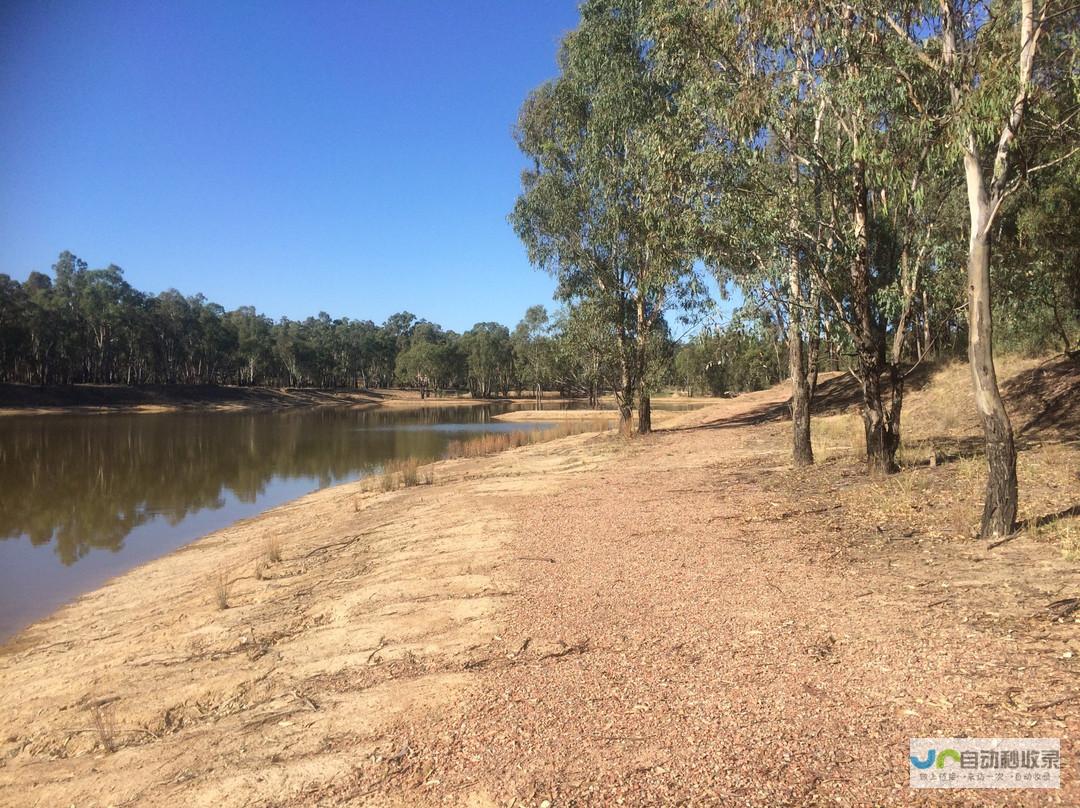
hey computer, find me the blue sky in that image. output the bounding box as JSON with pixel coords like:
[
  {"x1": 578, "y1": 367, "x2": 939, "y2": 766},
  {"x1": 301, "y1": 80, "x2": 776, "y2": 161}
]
[{"x1": 0, "y1": 0, "x2": 587, "y2": 332}]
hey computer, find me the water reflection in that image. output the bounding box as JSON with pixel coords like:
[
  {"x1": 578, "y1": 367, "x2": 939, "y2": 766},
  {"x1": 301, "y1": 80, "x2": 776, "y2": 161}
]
[{"x1": 0, "y1": 404, "x2": 546, "y2": 639}]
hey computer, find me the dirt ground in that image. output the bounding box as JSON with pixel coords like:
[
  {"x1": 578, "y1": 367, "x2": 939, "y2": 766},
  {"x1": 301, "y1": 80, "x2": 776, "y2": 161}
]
[{"x1": 1, "y1": 357, "x2": 1077, "y2": 806}]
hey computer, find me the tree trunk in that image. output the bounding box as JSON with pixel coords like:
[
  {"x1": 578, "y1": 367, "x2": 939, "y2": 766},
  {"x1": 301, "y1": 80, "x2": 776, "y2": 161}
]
[
  {"x1": 617, "y1": 353, "x2": 633, "y2": 435},
  {"x1": 788, "y1": 238, "x2": 813, "y2": 466},
  {"x1": 943, "y1": 0, "x2": 1035, "y2": 538},
  {"x1": 921, "y1": 288, "x2": 932, "y2": 359},
  {"x1": 787, "y1": 68, "x2": 813, "y2": 466},
  {"x1": 789, "y1": 346, "x2": 813, "y2": 466},
  {"x1": 966, "y1": 190, "x2": 1018, "y2": 537},
  {"x1": 637, "y1": 387, "x2": 651, "y2": 434},
  {"x1": 851, "y1": 157, "x2": 899, "y2": 474},
  {"x1": 634, "y1": 297, "x2": 651, "y2": 435}
]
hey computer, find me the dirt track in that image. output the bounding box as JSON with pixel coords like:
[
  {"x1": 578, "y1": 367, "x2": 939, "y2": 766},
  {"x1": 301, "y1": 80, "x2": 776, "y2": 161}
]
[{"x1": 1, "y1": 365, "x2": 1077, "y2": 806}]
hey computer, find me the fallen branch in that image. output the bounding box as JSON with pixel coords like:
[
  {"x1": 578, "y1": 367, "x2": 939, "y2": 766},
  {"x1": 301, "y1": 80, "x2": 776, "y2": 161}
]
[
  {"x1": 763, "y1": 577, "x2": 786, "y2": 596},
  {"x1": 988, "y1": 530, "x2": 1023, "y2": 550},
  {"x1": 366, "y1": 636, "x2": 387, "y2": 665},
  {"x1": 1031, "y1": 694, "x2": 1080, "y2": 711},
  {"x1": 303, "y1": 520, "x2": 397, "y2": 559},
  {"x1": 538, "y1": 638, "x2": 590, "y2": 661}
]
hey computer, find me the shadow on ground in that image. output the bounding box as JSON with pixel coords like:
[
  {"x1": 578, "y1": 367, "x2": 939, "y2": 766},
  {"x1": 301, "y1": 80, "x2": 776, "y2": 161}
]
[{"x1": 680, "y1": 362, "x2": 938, "y2": 432}]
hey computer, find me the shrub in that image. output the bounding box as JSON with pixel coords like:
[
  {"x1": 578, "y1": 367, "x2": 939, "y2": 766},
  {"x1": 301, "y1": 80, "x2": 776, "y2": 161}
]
[{"x1": 213, "y1": 569, "x2": 231, "y2": 610}]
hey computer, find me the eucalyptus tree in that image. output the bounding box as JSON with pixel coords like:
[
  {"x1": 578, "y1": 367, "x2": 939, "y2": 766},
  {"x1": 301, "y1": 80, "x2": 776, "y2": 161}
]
[
  {"x1": 652, "y1": 1, "x2": 955, "y2": 473},
  {"x1": 880, "y1": 0, "x2": 1079, "y2": 536},
  {"x1": 994, "y1": 159, "x2": 1080, "y2": 353},
  {"x1": 227, "y1": 307, "x2": 274, "y2": 385},
  {"x1": 551, "y1": 300, "x2": 622, "y2": 406},
  {"x1": 460, "y1": 322, "x2": 514, "y2": 398},
  {"x1": 649, "y1": 2, "x2": 825, "y2": 463},
  {"x1": 512, "y1": 0, "x2": 707, "y2": 434},
  {"x1": 785, "y1": 6, "x2": 950, "y2": 475},
  {"x1": 513, "y1": 305, "x2": 554, "y2": 406},
  {"x1": 396, "y1": 321, "x2": 466, "y2": 395},
  {"x1": 0, "y1": 275, "x2": 29, "y2": 382}
]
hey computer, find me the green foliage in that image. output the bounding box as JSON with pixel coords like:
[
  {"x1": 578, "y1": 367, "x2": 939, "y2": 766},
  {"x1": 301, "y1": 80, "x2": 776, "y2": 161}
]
[
  {"x1": 511, "y1": 0, "x2": 710, "y2": 423},
  {"x1": 675, "y1": 316, "x2": 786, "y2": 397},
  {"x1": 993, "y1": 159, "x2": 1080, "y2": 354},
  {"x1": 0, "y1": 253, "x2": 514, "y2": 392}
]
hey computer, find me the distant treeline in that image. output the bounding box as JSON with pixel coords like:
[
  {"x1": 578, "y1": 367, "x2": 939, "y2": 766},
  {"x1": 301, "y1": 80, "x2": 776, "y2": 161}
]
[{"x1": 0, "y1": 251, "x2": 786, "y2": 398}]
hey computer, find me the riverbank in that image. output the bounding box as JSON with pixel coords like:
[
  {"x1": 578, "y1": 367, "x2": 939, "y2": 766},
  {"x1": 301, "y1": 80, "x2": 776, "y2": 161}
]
[
  {"x1": 492, "y1": 398, "x2": 718, "y2": 422},
  {"x1": 0, "y1": 384, "x2": 564, "y2": 416},
  {"x1": 1, "y1": 356, "x2": 1077, "y2": 806},
  {"x1": 0, "y1": 383, "x2": 722, "y2": 417}
]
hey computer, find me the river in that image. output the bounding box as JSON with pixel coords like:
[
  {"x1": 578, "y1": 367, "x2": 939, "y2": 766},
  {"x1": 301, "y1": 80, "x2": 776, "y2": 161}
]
[{"x1": 0, "y1": 403, "x2": 562, "y2": 640}]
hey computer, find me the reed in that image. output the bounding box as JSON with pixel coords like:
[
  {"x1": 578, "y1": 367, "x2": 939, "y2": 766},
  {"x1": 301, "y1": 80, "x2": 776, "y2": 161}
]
[
  {"x1": 213, "y1": 569, "x2": 231, "y2": 610},
  {"x1": 444, "y1": 418, "x2": 610, "y2": 460}
]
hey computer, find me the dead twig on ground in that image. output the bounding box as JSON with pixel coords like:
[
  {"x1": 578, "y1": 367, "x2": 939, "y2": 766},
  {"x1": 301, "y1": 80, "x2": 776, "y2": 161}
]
[
  {"x1": 366, "y1": 636, "x2": 387, "y2": 664},
  {"x1": 303, "y1": 520, "x2": 396, "y2": 560},
  {"x1": 1048, "y1": 597, "x2": 1079, "y2": 619},
  {"x1": 538, "y1": 638, "x2": 590, "y2": 661},
  {"x1": 763, "y1": 577, "x2": 785, "y2": 595}
]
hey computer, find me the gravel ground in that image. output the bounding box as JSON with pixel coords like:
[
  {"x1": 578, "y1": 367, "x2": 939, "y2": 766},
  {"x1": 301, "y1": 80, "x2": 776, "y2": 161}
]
[{"x1": 326, "y1": 386, "x2": 1078, "y2": 807}]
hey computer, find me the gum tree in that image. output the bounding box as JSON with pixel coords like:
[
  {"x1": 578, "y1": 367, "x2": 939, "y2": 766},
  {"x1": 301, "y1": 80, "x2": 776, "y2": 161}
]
[
  {"x1": 511, "y1": 0, "x2": 706, "y2": 434},
  {"x1": 882, "y1": 0, "x2": 1079, "y2": 535}
]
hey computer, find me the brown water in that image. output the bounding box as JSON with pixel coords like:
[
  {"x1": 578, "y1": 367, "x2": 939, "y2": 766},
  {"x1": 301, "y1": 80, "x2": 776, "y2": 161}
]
[{"x1": 0, "y1": 404, "x2": 559, "y2": 640}]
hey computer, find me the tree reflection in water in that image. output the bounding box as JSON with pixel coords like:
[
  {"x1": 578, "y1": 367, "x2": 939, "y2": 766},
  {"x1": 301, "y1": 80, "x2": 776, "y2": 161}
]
[{"x1": 0, "y1": 405, "x2": 525, "y2": 565}]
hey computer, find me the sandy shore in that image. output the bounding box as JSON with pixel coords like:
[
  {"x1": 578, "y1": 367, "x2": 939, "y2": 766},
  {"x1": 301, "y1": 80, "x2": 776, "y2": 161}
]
[
  {"x1": 494, "y1": 409, "x2": 615, "y2": 421},
  {"x1": 2, "y1": 363, "x2": 1077, "y2": 806},
  {"x1": 0, "y1": 384, "x2": 591, "y2": 417},
  {"x1": 0, "y1": 415, "x2": 627, "y2": 806}
]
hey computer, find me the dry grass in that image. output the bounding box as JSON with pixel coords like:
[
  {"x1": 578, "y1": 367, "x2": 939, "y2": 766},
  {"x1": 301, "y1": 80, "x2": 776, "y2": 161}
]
[
  {"x1": 1016, "y1": 442, "x2": 1080, "y2": 559},
  {"x1": 367, "y1": 458, "x2": 435, "y2": 493},
  {"x1": 254, "y1": 536, "x2": 282, "y2": 580},
  {"x1": 265, "y1": 535, "x2": 282, "y2": 563},
  {"x1": 357, "y1": 421, "x2": 611, "y2": 495},
  {"x1": 800, "y1": 356, "x2": 1080, "y2": 550},
  {"x1": 212, "y1": 569, "x2": 231, "y2": 610},
  {"x1": 1061, "y1": 523, "x2": 1080, "y2": 561},
  {"x1": 90, "y1": 700, "x2": 118, "y2": 753},
  {"x1": 445, "y1": 419, "x2": 611, "y2": 460},
  {"x1": 810, "y1": 413, "x2": 863, "y2": 461}
]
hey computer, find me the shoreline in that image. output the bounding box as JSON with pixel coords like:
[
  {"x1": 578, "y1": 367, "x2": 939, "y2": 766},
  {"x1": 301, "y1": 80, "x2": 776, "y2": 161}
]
[
  {"x1": 0, "y1": 414, "x2": 632, "y2": 804},
  {"x1": 0, "y1": 383, "x2": 591, "y2": 417},
  {"x1": 0, "y1": 382, "x2": 721, "y2": 417}
]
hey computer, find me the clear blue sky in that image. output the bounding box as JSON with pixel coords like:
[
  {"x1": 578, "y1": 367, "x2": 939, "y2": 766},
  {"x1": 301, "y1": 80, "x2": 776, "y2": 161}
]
[{"x1": 0, "y1": 0, "x2": 584, "y2": 333}]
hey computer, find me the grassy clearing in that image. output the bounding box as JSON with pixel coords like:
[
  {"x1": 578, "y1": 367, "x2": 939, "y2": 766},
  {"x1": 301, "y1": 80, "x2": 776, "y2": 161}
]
[
  {"x1": 810, "y1": 412, "x2": 863, "y2": 461},
  {"x1": 801, "y1": 357, "x2": 1080, "y2": 555}
]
